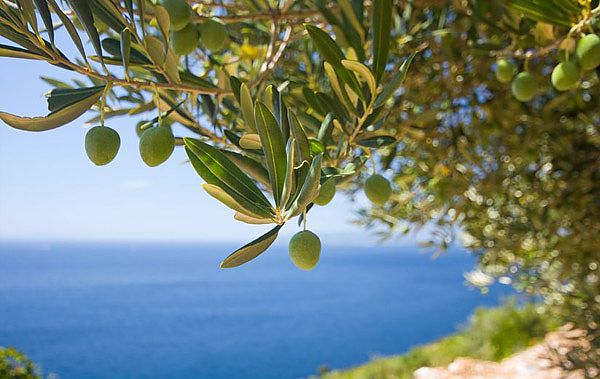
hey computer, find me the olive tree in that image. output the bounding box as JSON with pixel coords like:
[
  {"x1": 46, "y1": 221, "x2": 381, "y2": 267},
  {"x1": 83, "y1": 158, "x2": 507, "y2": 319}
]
[{"x1": 0, "y1": 0, "x2": 599, "y2": 374}]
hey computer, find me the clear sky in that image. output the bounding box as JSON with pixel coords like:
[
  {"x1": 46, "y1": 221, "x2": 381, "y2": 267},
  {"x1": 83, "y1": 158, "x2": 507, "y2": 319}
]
[{"x1": 0, "y1": 33, "x2": 420, "y2": 246}]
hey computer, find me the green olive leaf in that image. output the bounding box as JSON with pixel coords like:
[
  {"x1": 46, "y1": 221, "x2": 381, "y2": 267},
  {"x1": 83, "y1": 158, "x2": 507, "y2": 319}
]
[
  {"x1": 254, "y1": 102, "x2": 287, "y2": 206},
  {"x1": 287, "y1": 154, "x2": 323, "y2": 218},
  {"x1": 33, "y1": 0, "x2": 53, "y2": 44},
  {"x1": 287, "y1": 110, "x2": 311, "y2": 165},
  {"x1": 372, "y1": 0, "x2": 393, "y2": 84},
  {"x1": 222, "y1": 150, "x2": 271, "y2": 188},
  {"x1": 220, "y1": 224, "x2": 283, "y2": 268},
  {"x1": 184, "y1": 138, "x2": 273, "y2": 210},
  {"x1": 240, "y1": 83, "x2": 257, "y2": 133},
  {"x1": 0, "y1": 86, "x2": 104, "y2": 131},
  {"x1": 280, "y1": 138, "x2": 296, "y2": 209},
  {"x1": 374, "y1": 52, "x2": 417, "y2": 108}
]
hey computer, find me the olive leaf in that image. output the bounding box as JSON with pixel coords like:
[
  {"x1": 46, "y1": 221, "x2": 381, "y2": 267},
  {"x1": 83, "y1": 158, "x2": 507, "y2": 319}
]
[
  {"x1": 120, "y1": 29, "x2": 131, "y2": 78},
  {"x1": 356, "y1": 134, "x2": 397, "y2": 148},
  {"x1": 0, "y1": 85, "x2": 104, "y2": 131},
  {"x1": 372, "y1": 0, "x2": 393, "y2": 84},
  {"x1": 234, "y1": 212, "x2": 273, "y2": 225},
  {"x1": 240, "y1": 83, "x2": 257, "y2": 132},
  {"x1": 185, "y1": 144, "x2": 274, "y2": 219},
  {"x1": 221, "y1": 150, "x2": 271, "y2": 188},
  {"x1": 66, "y1": 0, "x2": 103, "y2": 63},
  {"x1": 184, "y1": 138, "x2": 273, "y2": 210},
  {"x1": 46, "y1": 0, "x2": 87, "y2": 63},
  {"x1": 220, "y1": 224, "x2": 283, "y2": 268},
  {"x1": 33, "y1": 0, "x2": 53, "y2": 44},
  {"x1": 280, "y1": 138, "x2": 296, "y2": 208},
  {"x1": 239, "y1": 133, "x2": 262, "y2": 150},
  {"x1": 254, "y1": 101, "x2": 287, "y2": 206},
  {"x1": 287, "y1": 154, "x2": 323, "y2": 218},
  {"x1": 202, "y1": 184, "x2": 272, "y2": 220},
  {"x1": 0, "y1": 43, "x2": 44, "y2": 59},
  {"x1": 304, "y1": 24, "x2": 364, "y2": 101},
  {"x1": 374, "y1": 52, "x2": 416, "y2": 108},
  {"x1": 287, "y1": 110, "x2": 311, "y2": 165},
  {"x1": 46, "y1": 85, "x2": 106, "y2": 112}
]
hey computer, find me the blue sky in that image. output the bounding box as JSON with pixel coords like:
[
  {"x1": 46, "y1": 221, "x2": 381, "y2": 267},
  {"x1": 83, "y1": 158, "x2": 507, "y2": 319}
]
[{"x1": 0, "y1": 45, "x2": 407, "y2": 246}]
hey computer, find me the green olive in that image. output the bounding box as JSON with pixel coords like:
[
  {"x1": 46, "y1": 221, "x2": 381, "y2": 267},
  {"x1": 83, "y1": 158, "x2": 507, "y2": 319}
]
[
  {"x1": 364, "y1": 174, "x2": 392, "y2": 205},
  {"x1": 551, "y1": 61, "x2": 581, "y2": 91},
  {"x1": 201, "y1": 18, "x2": 228, "y2": 51},
  {"x1": 511, "y1": 72, "x2": 536, "y2": 102},
  {"x1": 313, "y1": 178, "x2": 336, "y2": 206},
  {"x1": 575, "y1": 34, "x2": 600, "y2": 71},
  {"x1": 289, "y1": 230, "x2": 321, "y2": 271},
  {"x1": 139, "y1": 126, "x2": 175, "y2": 167},
  {"x1": 495, "y1": 59, "x2": 516, "y2": 84},
  {"x1": 160, "y1": 0, "x2": 191, "y2": 32},
  {"x1": 85, "y1": 126, "x2": 120, "y2": 166},
  {"x1": 171, "y1": 23, "x2": 199, "y2": 55}
]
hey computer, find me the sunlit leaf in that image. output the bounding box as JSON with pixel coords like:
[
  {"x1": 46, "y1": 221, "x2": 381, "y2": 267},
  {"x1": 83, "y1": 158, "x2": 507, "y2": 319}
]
[{"x1": 220, "y1": 225, "x2": 283, "y2": 268}]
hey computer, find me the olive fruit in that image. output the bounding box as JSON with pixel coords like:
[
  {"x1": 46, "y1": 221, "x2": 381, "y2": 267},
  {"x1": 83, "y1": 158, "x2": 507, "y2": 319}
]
[
  {"x1": 575, "y1": 34, "x2": 600, "y2": 71},
  {"x1": 171, "y1": 23, "x2": 199, "y2": 55},
  {"x1": 85, "y1": 126, "x2": 120, "y2": 166},
  {"x1": 364, "y1": 174, "x2": 392, "y2": 205},
  {"x1": 313, "y1": 178, "x2": 336, "y2": 206},
  {"x1": 201, "y1": 18, "x2": 228, "y2": 51},
  {"x1": 139, "y1": 126, "x2": 175, "y2": 167},
  {"x1": 289, "y1": 230, "x2": 321, "y2": 271},
  {"x1": 551, "y1": 61, "x2": 581, "y2": 91},
  {"x1": 160, "y1": 0, "x2": 191, "y2": 32},
  {"x1": 511, "y1": 72, "x2": 536, "y2": 102},
  {"x1": 495, "y1": 58, "x2": 516, "y2": 84}
]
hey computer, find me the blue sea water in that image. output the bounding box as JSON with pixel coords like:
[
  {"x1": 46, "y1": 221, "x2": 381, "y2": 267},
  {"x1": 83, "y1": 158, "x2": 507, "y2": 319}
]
[{"x1": 0, "y1": 241, "x2": 510, "y2": 379}]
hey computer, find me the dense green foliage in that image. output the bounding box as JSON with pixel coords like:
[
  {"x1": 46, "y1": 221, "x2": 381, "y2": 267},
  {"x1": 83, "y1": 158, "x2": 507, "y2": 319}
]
[
  {"x1": 0, "y1": 0, "x2": 599, "y2": 373},
  {"x1": 0, "y1": 347, "x2": 40, "y2": 379},
  {"x1": 316, "y1": 301, "x2": 560, "y2": 379}
]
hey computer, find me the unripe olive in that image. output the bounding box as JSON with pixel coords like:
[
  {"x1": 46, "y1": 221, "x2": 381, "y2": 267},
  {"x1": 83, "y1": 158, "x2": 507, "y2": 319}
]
[
  {"x1": 313, "y1": 178, "x2": 336, "y2": 206},
  {"x1": 511, "y1": 72, "x2": 536, "y2": 102},
  {"x1": 289, "y1": 230, "x2": 321, "y2": 271},
  {"x1": 85, "y1": 126, "x2": 120, "y2": 166},
  {"x1": 495, "y1": 58, "x2": 516, "y2": 84},
  {"x1": 201, "y1": 18, "x2": 228, "y2": 51},
  {"x1": 160, "y1": 0, "x2": 191, "y2": 32},
  {"x1": 575, "y1": 34, "x2": 600, "y2": 71},
  {"x1": 551, "y1": 61, "x2": 581, "y2": 91},
  {"x1": 139, "y1": 126, "x2": 175, "y2": 167},
  {"x1": 364, "y1": 174, "x2": 392, "y2": 205},
  {"x1": 171, "y1": 23, "x2": 199, "y2": 55}
]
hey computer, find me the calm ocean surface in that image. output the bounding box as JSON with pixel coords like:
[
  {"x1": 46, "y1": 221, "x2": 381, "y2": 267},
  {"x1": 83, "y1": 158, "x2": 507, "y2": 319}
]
[{"x1": 0, "y1": 241, "x2": 510, "y2": 379}]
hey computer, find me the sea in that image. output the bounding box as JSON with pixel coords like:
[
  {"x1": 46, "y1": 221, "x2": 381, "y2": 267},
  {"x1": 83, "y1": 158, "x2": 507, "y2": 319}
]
[{"x1": 0, "y1": 241, "x2": 511, "y2": 379}]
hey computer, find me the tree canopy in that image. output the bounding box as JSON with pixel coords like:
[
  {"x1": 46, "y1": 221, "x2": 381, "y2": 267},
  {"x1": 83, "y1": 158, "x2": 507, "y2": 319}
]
[{"x1": 0, "y1": 0, "x2": 599, "y2": 374}]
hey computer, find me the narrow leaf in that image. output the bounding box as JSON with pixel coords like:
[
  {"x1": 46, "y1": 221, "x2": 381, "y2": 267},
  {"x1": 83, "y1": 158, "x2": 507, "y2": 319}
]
[
  {"x1": 120, "y1": 28, "x2": 131, "y2": 78},
  {"x1": 287, "y1": 154, "x2": 323, "y2": 218},
  {"x1": 304, "y1": 24, "x2": 364, "y2": 100},
  {"x1": 280, "y1": 138, "x2": 296, "y2": 209},
  {"x1": 66, "y1": 0, "x2": 103, "y2": 63},
  {"x1": 0, "y1": 86, "x2": 104, "y2": 131},
  {"x1": 374, "y1": 52, "x2": 416, "y2": 108},
  {"x1": 234, "y1": 212, "x2": 273, "y2": 225},
  {"x1": 240, "y1": 83, "x2": 257, "y2": 132},
  {"x1": 254, "y1": 102, "x2": 287, "y2": 206},
  {"x1": 372, "y1": 0, "x2": 393, "y2": 84},
  {"x1": 184, "y1": 138, "x2": 273, "y2": 209},
  {"x1": 33, "y1": 0, "x2": 53, "y2": 44},
  {"x1": 220, "y1": 225, "x2": 283, "y2": 268}
]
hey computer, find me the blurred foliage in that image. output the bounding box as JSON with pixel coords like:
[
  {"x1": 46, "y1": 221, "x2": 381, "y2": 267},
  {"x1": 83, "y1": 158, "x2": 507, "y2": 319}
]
[
  {"x1": 316, "y1": 300, "x2": 560, "y2": 379},
  {"x1": 0, "y1": 347, "x2": 40, "y2": 379}
]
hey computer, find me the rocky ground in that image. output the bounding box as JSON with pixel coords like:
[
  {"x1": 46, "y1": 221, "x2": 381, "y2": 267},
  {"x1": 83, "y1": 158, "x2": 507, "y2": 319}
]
[{"x1": 414, "y1": 325, "x2": 588, "y2": 379}]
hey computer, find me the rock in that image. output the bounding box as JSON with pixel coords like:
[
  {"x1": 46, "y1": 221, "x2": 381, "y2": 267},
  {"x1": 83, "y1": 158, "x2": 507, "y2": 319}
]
[{"x1": 414, "y1": 325, "x2": 586, "y2": 379}]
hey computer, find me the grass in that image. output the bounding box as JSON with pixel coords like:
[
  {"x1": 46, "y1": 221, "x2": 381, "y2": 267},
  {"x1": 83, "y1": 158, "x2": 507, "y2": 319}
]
[{"x1": 315, "y1": 300, "x2": 561, "y2": 379}]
